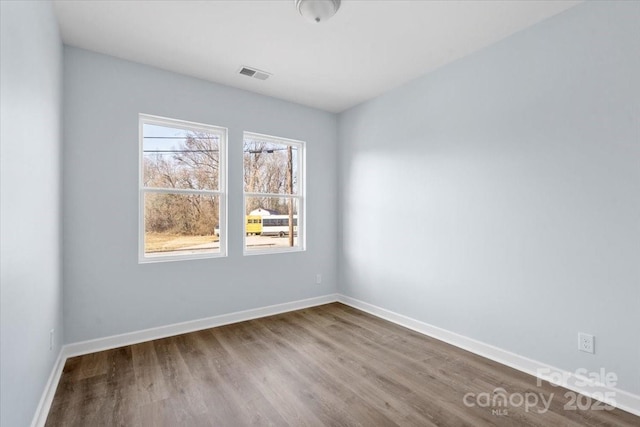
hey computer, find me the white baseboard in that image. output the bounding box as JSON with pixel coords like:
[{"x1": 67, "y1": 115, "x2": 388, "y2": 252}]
[
  {"x1": 30, "y1": 349, "x2": 66, "y2": 427},
  {"x1": 64, "y1": 293, "x2": 339, "y2": 358},
  {"x1": 31, "y1": 292, "x2": 640, "y2": 425},
  {"x1": 337, "y1": 294, "x2": 640, "y2": 417},
  {"x1": 30, "y1": 293, "x2": 338, "y2": 426}
]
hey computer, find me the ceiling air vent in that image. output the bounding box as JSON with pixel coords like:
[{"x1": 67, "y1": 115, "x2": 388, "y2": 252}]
[
  {"x1": 238, "y1": 66, "x2": 271, "y2": 81},
  {"x1": 239, "y1": 67, "x2": 256, "y2": 77}
]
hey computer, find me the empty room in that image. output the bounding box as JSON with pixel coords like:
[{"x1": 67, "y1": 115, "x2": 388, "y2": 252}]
[{"x1": 1, "y1": 0, "x2": 639, "y2": 426}]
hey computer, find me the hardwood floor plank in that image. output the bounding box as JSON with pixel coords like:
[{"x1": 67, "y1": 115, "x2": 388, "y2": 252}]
[
  {"x1": 283, "y1": 310, "x2": 482, "y2": 426},
  {"x1": 219, "y1": 335, "x2": 326, "y2": 426},
  {"x1": 249, "y1": 319, "x2": 438, "y2": 427},
  {"x1": 45, "y1": 303, "x2": 640, "y2": 426},
  {"x1": 136, "y1": 399, "x2": 180, "y2": 427},
  {"x1": 225, "y1": 317, "x2": 398, "y2": 426},
  {"x1": 201, "y1": 326, "x2": 291, "y2": 426},
  {"x1": 76, "y1": 351, "x2": 108, "y2": 380},
  {"x1": 102, "y1": 347, "x2": 139, "y2": 427},
  {"x1": 131, "y1": 341, "x2": 170, "y2": 405},
  {"x1": 152, "y1": 337, "x2": 209, "y2": 420},
  {"x1": 173, "y1": 330, "x2": 261, "y2": 426}
]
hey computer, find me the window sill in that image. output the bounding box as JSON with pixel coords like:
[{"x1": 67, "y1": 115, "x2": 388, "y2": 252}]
[{"x1": 139, "y1": 251, "x2": 226, "y2": 264}]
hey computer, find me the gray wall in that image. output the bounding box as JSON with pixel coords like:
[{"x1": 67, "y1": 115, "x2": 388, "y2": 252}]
[
  {"x1": 338, "y1": 1, "x2": 640, "y2": 395},
  {"x1": 63, "y1": 47, "x2": 338, "y2": 343},
  {"x1": 0, "y1": 2, "x2": 64, "y2": 426}
]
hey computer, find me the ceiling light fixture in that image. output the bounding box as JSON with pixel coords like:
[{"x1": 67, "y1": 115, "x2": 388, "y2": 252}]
[{"x1": 295, "y1": 0, "x2": 341, "y2": 24}]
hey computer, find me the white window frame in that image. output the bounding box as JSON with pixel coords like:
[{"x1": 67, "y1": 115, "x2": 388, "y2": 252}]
[
  {"x1": 139, "y1": 114, "x2": 227, "y2": 263},
  {"x1": 243, "y1": 132, "x2": 306, "y2": 256}
]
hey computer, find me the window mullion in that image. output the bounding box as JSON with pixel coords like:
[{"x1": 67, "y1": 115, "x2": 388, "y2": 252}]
[
  {"x1": 143, "y1": 187, "x2": 222, "y2": 196},
  {"x1": 243, "y1": 192, "x2": 301, "y2": 199}
]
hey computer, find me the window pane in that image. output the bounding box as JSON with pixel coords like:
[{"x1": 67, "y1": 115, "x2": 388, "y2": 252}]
[
  {"x1": 143, "y1": 123, "x2": 220, "y2": 191},
  {"x1": 144, "y1": 192, "x2": 220, "y2": 257},
  {"x1": 243, "y1": 137, "x2": 298, "y2": 195},
  {"x1": 245, "y1": 196, "x2": 299, "y2": 251}
]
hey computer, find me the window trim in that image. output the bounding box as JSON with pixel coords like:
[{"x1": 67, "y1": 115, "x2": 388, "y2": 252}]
[
  {"x1": 243, "y1": 131, "x2": 306, "y2": 256},
  {"x1": 138, "y1": 114, "x2": 227, "y2": 263}
]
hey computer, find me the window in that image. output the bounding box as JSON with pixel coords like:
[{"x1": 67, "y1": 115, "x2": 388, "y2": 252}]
[
  {"x1": 139, "y1": 114, "x2": 226, "y2": 262},
  {"x1": 243, "y1": 132, "x2": 305, "y2": 254}
]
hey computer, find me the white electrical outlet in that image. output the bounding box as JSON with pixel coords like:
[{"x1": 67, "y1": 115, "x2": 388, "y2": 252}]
[
  {"x1": 49, "y1": 329, "x2": 55, "y2": 351},
  {"x1": 578, "y1": 332, "x2": 594, "y2": 354},
  {"x1": 316, "y1": 274, "x2": 322, "y2": 284}
]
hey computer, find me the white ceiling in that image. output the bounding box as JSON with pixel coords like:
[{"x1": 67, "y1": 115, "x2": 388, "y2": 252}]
[{"x1": 53, "y1": 0, "x2": 581, "y2": 113}]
